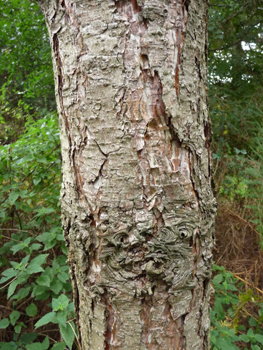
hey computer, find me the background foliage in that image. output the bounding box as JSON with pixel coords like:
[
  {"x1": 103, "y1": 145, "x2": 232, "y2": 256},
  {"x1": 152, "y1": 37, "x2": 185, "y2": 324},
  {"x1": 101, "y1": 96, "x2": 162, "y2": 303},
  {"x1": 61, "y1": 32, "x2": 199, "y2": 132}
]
[
  {"x1": 209, "y1": 0, "x2": 263, "y2": 349},
  {"x1": 0, "y1": 0, "x2": 263, "y2": 349},
  {"x1": 0, "y1": 0, "x2": 55, "y2": 144}
]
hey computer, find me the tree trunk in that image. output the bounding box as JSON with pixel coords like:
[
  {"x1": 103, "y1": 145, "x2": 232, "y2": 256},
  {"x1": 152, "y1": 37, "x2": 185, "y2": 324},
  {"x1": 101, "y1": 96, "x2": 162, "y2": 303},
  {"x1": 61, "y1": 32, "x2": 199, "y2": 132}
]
[{"x1": 38, "y1": 0, "x2": 216, "y2": 348}]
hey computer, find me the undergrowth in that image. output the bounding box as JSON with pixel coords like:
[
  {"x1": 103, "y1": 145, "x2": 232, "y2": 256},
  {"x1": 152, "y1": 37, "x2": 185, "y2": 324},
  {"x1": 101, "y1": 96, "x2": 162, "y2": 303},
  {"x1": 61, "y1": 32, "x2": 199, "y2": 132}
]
[
  {"x1": 0, "y1": 115, "x2": 78, "y2": 350},
  {"x1": 211, "y1": 265, "x2": 263, "y2": 350},
  {"x1": 211, "y1": 123, "x2": 263, "y2": 349}
]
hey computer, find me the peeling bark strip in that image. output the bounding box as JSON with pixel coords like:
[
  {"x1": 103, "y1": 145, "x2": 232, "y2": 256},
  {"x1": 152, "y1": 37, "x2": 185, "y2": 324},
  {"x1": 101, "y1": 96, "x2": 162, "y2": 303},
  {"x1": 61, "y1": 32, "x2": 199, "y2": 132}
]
[{"x1": 38, "y1": 0, "x2": 216, "y2": 348}]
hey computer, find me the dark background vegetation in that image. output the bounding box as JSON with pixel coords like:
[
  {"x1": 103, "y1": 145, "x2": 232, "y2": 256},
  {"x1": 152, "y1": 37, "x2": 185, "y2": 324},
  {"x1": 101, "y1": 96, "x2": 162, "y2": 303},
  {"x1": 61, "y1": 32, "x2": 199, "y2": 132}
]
[{"x1": 0, "y1": 0, "x2": 263, "y2": 349}]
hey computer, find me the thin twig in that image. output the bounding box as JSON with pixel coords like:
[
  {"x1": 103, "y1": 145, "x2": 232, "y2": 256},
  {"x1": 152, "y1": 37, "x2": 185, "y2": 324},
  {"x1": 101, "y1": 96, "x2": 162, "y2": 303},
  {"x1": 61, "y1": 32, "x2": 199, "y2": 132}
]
[
  {"x1": 67, "y1": 320, "x2": 82, "y2": 350},
  {"x1": 233, "y1": 274, "x2": 263, "y2": 295},
  {"x1": 0, "y1": 305, "x2": 27, "y2": 316},
  {"x1": 0, "y1": 228, "x2": 37, "y2": 237},
  {"x1": 242, "y1": 307, "x2": 263, "y2": 326},
  {"x1": 0, "y1": 276, "x2": 17, "y2": 289},
  {"x1": 37, "y1": 333, "x2": 57, "y2": 343},
  {"x1": 226, "y1": 206, "x2": 260, "y2": 237},
  {"x1": 0, "y1": 234, "x2": 22, "y2": 242}
]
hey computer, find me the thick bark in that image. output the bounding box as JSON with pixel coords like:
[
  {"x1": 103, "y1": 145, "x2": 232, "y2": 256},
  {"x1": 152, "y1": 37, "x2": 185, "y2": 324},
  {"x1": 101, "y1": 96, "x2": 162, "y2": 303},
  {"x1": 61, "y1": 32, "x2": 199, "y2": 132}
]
[{"x1": 38, "y1": 0, "x2": 216, "y2": 348}]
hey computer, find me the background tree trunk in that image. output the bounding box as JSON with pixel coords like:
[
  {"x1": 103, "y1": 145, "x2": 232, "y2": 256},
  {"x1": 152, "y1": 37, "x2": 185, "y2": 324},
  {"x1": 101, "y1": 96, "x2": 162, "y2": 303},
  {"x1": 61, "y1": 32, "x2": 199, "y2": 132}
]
[{"x1": 38, "y1": 0, "x2": 216, "y2": 348}]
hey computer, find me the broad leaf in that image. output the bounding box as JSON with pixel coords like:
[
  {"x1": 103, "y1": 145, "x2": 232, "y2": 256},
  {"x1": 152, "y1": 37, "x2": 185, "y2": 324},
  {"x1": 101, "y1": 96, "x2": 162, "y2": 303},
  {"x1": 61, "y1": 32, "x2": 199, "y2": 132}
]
[
  {"x1": 0, "y1": 318, "x2": 10, "y2": 329},
  {"x1": 59, "y1": 322, "x2": 75, "y2": 350},
  {"x1": 10, "y1": 310, "x2": 20, "y2": 325},
  {"x1": 35, "y1": 312, "x2": 56, "y2": 329},
  {"x1": 26, "y1": 303, "x2": 38, "y2": 317},
  {"x1": 50, "y1": 342, "x2": 66, "y2": 350}
]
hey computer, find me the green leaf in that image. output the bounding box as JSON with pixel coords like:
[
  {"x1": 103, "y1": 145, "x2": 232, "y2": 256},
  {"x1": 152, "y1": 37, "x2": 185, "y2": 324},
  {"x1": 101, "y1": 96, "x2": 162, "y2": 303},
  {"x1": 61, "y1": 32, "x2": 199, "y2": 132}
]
[
  {"x1": 27, "y1": 265, "x2": 45, "y2": 274},
  {"x1": 56, "y1": 233, "x2": 64, "y2": 241},
  {"x1": 38, "y1": 157, "x2": 48, "y2": 164},
  {"x1": 0, "y1": 275, "x2": 12, "y2": 284},
  {"x1": 7, "y1": 279, "x2": 19, "y2": 299},
  {"x1": 35, "y1": 312, "x2": 56, "y2": 329},
  {"x1": 25, "y1": 336, "x2": 49, "y2": 350},
  {"x1": 61, "y1": 243, "x2": 68, "y2": 255},
  {"x1": 21, "y1": 255, "x2": 30, "y2": 266},
  {"x1": 36, "y1": 232, "x2": 55, "y2": 243},
  {"x1": 224, "y1": 283, "x2": 238, "y2": 291},
  {"x1": 27, "y1": 254, "x2": 48, "y2": 274},
  {"x1": 52, "y1": 259, "x2": 59, "y2": 272},
  {"x1": 213, "y1": 274, "x2": 223, "y2": 285},
  {"x1": 7, "y1": 271, "x2": 30, "y2": 298},
  {"x1": 255, "y1": 334, "x2": 263, "y2": 345},
  {"x1": 29, "y1": 254, "x2": 49, "y2": 266},
  {"x1": 2, "y1": 268, "x2": 19, "y2": 279},
  {"x1": 251, "y1": 346, "x2": 261, "y2": 350},
  {"x1": 57, "y1": 272, "x2": 69, "y2": 283},
  {"x1": 41, "y1": 337, "x2": 49, "y2": 350},
  {"x1": 59, "y1": 322, "x2": 75, "y2": 350},
  {"x1": 50, "y1": 278, "x2": 63, "y2": 294},
  {"x1": 33, "y1": 178, "x2": 42, "y2": 185},
  {"x1": 62, "y1": 282, "x2": 72, "y2": 292},
  {"x1": 30, "y1": 243, "x2": 42, "y2": 251},
  {"x1": 20, "y1": 333, "x2": 39, "y2": 344},
  {"x1": 36, "y1": 274, "x2": 51, "y2": 287},
  {"x1": 10, "y1": 310, "x2": 20, "y2": 325},
  {"x1": 50, "y1": 342, "x2": 66, "y2": 350},
  {"x1": 0, "y1": 318, "x2": 10, "y2": 329},
  {"x1": 33, "y1": 285, "x2": 49, "y2": 296},
  {"x1": 67, "y1": 302, "x2": 75, "y2": 313},
  {"x1": 10, "y1": 261, "x2": 20, "y2": 269},
  {"x1": 43, "y1": 240, "x2": 56, "y2": 251},
  {"x1": 26, "y1": 303, "x2": 38, "y2": 317},
  {"x1": 34, "y1": 291, "x2": 50, "y2": 301},
  {"x1": 8, "y1": 192, "x2": 20, "y2": 205},
  {"x1": 42, "y1": 266, "x2": 54, "y2": 280},
  {"x1": 216, "y1": 337, "x2": 239, "y2": 350},
  {"x1": 0, "y1": 342, "x2": 18, "y2": 350},
  {"x1": 35, "y1": 207, "x2": 55, "y2": 217},
  {"x1": 12, "y1": 286, "x2": 31, "y2": 301},
  {"x1": 52, "y1": 294, "x2": 69, "y2": 311},
  {"x1": 213, "y1": 300, "x2": 224, "y2": 319},
  {"x1": 239, "y1": 334, "x2": 250, "y2": 343},
  {"x1": 56, "y1": 310, "x2": 68, "y2": 324},
  {"x1": 14, "y1": 322, "x2": 26, "y2": 334},
  {"x1": 248, "y1": 328, "x2": 255, "y2": 337},
  {"x1": 11, "y1": 243, "x2": 27, "y2": 254}
]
